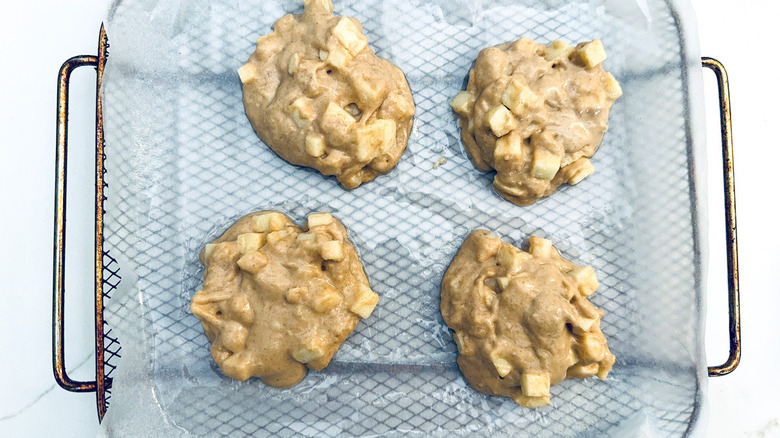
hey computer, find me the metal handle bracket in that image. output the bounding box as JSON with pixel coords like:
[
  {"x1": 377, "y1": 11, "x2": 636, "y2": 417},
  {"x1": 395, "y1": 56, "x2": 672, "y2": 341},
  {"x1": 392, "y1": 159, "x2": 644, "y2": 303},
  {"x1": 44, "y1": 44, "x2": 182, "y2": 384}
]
[
  {"x1": 52, "y1": 24, "x2": 110, "y2": 419},
  {"x1": 702, "y1": 57, "x2": 741, "y2": 377}
]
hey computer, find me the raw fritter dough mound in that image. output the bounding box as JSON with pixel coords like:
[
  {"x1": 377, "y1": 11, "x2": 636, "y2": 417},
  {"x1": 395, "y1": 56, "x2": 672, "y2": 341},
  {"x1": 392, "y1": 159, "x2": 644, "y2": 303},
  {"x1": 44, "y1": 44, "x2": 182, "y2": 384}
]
[
  {"x1": 238, "y1": 0, "x2": 415, "y2": 189},
  {"x1": 190, "y1": 211, "x2": 379, "y2": 387},
  {"x1": 450, "y1": 37, "x2": 622, "y2": 206},
  {"x1": 441, "y1": 230, "x2": 615, "y2": 407}
]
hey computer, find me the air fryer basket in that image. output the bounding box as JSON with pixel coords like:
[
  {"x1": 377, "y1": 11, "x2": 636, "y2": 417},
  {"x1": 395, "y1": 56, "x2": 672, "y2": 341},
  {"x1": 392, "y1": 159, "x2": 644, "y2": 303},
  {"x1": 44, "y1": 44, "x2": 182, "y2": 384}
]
[{"x1": 52, "y1": 0, "x2": 740, "y2": 436}]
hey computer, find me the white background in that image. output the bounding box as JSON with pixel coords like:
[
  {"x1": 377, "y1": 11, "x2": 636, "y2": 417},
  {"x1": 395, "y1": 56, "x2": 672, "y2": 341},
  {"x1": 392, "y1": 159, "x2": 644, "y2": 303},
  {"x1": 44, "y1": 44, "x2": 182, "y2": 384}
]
[{"x1": 1, "y1": 0, "x2": 777, "y2": 436}]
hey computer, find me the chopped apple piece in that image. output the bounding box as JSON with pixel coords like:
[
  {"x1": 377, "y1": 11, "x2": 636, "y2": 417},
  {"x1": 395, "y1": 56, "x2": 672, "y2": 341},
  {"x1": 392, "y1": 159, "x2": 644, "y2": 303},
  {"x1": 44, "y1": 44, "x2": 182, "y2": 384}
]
[
  {"x1": 568, "y1": 265, "x2": 599, "y2": 296},
  {"x1": 521, "y1": 372, "x2": 550, "y2": 397},
  {"x1": 236, "y1": 233, "x2": 264, "y2": 255},
  {"x1": 311, "y1": 285, "x2": 342, "y2": 313},
  {"x1": 605, "y1": 72, "x2": 623, "y2": 99},
  {"x1": 500, "y1": 77, "x2": 540, "y2": 116},
  {"x1": 352, "y1": 76, "x2": 384, "y2": 104},
  {"x1": 528, "y1": 236, "x2": 552, "y2": 258},
  {"x1": 578, "y1": 333, "x2": 606, "y2": 363},
  {"x1": 493, "y1": 132, "x2": 523, "y2": 163},
  {"x1": 285, "y1": 287, "x2": 307, "y2": 304},
  {"x1": 567, "y1": 362, "x2": 599, "y2": 378},
  {"x1": 237, "y1": 251, "x2": 268, "y2": 274},
  {"x1": 323, "y1": 45, "x2": 351, "y2": 69},
  {"x1": 485, "y1": 105, "x2": 515, "y2": 137},
  {"x1": 305, "y1": 134, "x2": 326, "y2": 158},
  {"x1": 307, "y1": 212, "x2": 334, "y2": 228},
  {"x1": 577, "y1": 39, "x2": 607, "y2": 68},
  {"x1": 450, "y1": 91, "x2": 473, "y2": 116},
  {"x1": 266, "y1": 230, "x2": 293, "y2": 245},
  {"x1": 565, "y1": 158, "x2": 595, "y2": 185},
  {"x1": 252, "y1": 212, "x2": 286, "y2": 233},
  {"x1": 292, "y1": 343, "x2": 325, "y2": 364},
  {"x1": 573, "y1": 316, "x2": 597, "y2": 333},
  {"x1": 237, "y1": 63, "x2": 258, "y2": 84},
  {"x1": 203, "y1": 243, "x2": 217, "y2": 262},
  {"x1": 495, "y1": 276, "x2": 510, "y2": 291},
  {"x1": 289, "y1": 97, "x2": 314, "y2": 128},
  {"x1": 332, "y1": 17, "x2": 368, "y2": 56},
  {"x1": 320, "y1": 240, "x2": 345, "y2": 261},
  {"x1": 355, "y1": 119, "x2": 397, "y2": 157},
  {"x1": 531, "y1": 148, "x2": 561, "y2": 180},
  {"x1": 288, "y1": 53, "x2": 300, "y2": 75},
  {"x1": 544, "y1": 39, "x2": 574, "y2": 61},
  {"x1": 349, "y1": 284, "x2": 379, "y2": 318},
  {"x1": 220, "y1": 321, "x2": 248, "y2": 354},
  {"x1": 321, "y1": 101, "x2": 356, "y2": 132},
  {"x1": 512, "y1": 393, "x2": 551, "y2": 408},
  {"x1": 296, "y1": 233, "x2": 316, "y2": 245},
  {"x1": 490, "y1": 352, "x2": 513, "y2": 378}
]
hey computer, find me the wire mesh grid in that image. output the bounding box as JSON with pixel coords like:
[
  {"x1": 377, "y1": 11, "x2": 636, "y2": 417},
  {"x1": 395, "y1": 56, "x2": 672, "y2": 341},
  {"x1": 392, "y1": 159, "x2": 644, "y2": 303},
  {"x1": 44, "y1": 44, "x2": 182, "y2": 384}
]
[{"x1": 100, "y1": 0, "x2": 704, "y2": 435}]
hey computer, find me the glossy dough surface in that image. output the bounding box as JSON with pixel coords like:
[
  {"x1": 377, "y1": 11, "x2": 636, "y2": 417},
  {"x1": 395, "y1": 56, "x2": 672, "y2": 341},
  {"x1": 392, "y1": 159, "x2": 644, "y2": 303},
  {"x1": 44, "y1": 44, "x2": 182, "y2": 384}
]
[
  {"x1": 441, "y1": 230, "x2": 615, "y2": 407},
  {"x1": 239, "y1": 0, "x2": 415, "y2": 189},
  {"x1": 191, "y1": 211, "x2": 379, "y2": 387},
  {"x1": 451, "y1": 37, "x2": 621, "y2": 205}
]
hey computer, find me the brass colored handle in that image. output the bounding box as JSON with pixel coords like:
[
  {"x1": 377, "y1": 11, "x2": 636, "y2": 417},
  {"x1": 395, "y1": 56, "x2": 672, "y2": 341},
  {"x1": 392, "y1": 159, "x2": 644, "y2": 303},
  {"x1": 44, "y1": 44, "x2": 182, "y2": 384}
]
[
  {"x1": 702, "y1": 57, "x2": 741, "y2": 377},
  {"x1": 52, "y1": 24, "x2": 110, "y2": 421},
  {"x1": 53, "y1": 54, "x2": 99, "y2": 393}
]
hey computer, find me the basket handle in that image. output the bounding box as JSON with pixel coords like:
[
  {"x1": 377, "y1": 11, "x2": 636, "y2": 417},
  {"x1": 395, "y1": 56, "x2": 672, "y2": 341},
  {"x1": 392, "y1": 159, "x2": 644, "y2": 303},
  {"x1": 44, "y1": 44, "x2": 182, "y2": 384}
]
[
  {"x1": 52, "y1": 25, "x2": 110, "y2": 419},
  {"x1": 702, "y1": 57, "x2": 741, "y2": 377}
]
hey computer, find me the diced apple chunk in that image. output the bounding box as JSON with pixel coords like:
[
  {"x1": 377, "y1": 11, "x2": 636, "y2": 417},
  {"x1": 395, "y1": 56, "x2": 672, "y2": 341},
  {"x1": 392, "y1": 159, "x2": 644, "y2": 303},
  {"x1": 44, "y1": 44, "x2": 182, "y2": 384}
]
[
  {"x1": 568, "y1": 265, "x2": 599, "y2": 296},
  {"x1": 544, "y1": 39, "x2": 574, "y2": 61},
  {"x1": 605, "y1": 72, "x2": 623, "y2": 99},
  {"x1": 565, "y1": 158, "x2": 595, "y2": 185},
  {"x1": 237, "y1": 63, "x2": 258, "y2": 84},
  {"x1": 485, "y1": 105, "x2": 515, "y2": 137},
  {"x1": 321, "y1": 101, "x2": 356, "y2": 132},
  {"x1": 320, "y1": 240, "x2": 345, "y2": 261},
  {"x1": 496, "y1": 276, "x2": 510, "y2": 291},
  {"x1": 252, "y1": 212, "x2": 286, "y2": 233},
  {"x1": 500, "y1": 77, "x2": 540, "y2": 117},
  {"x1": 305, "y1": 134, "x2": 326, "y2": 157},
  {"x1": 288, "y1": 53, "x2": 300, "y2": 75},
  {"x1": 349, "y1": 284, "x2": 379, "y2": 318},
  {"x1": 289, "y1": 97, "x2": 314, "y2": 128},
  {"x1": 285, "y1": 287, "x2": 307, "y2": 304},
  {"x1": 512, "y1": 393, "x2": 551, "y2": 408},
  {"x1": 355, "y1": 119, "x2": 397, "y2": 157},
  {"x1": 352, "y1": 76, "x2": 384, "y2": 104},
  {"x1": 322, "y1": 46, "x2": 352, "y2": 69},
  {"x1": 203, "y1": 243, "x2": 217, "y2": 262},
  {"x1": 577, "y1": 39, "x2": 607, "y2": 68},
  {"x1": 296, "y1": 233, "x2": 316, "y2": 245},
  {"x1": 493, "y1": 132, "x2": 523, "y2": 163},
  {"x1": 521, "y1": 372, "x2": 550, "y2": 397},
  {"x1": 332, "y1": 17, "x2": 368, "y2": 56},
  {"x1": 573, "y1": 316, "x2": 597, "y2": 333},
  {"x1": 474, "y1": 234, "x2": 501, "y2": 263},
  {"x1": 292, "y1": 343, "x2": 325, "y2": 363},
  {"x1": 497, "y1": 244, "x2": 519, "y2": 267},
  {"x1": 450, "y1": 91, "x2": 473, "y2": 116},
  {"x1": 236, "y1": 233, "x2": 264, "y2": 254},
  {"x1": 237, "y1": 251, "x2": 268, "y2": 274},
  {"x1": 311, "y1": 285, "x2": 342, "y2": 313},
  {"x1": 307, "y1": 212, "x2": 334, "y2": 228},
  {"x1": 266, "y1": 230, "x2": 293, "y2": 245},
  {"x1": 528, "y1": 236, "x2": 552, "y2": 258},
  {"x1": 490, "y1": 352, "x2": 513, "y2": 378},
  {"x1": 578, "y1": 333, "x2": 607, "y2": 363},
  {"x1": 531, "y1": 148, "x2": 561, "y2": 180}
]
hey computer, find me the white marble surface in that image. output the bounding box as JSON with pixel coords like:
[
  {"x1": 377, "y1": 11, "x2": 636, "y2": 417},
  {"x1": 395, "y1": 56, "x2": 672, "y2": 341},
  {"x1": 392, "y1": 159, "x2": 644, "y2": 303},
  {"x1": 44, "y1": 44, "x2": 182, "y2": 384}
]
[{"x1": 0, "y1": 0, "x2": 777, "y2": 436}]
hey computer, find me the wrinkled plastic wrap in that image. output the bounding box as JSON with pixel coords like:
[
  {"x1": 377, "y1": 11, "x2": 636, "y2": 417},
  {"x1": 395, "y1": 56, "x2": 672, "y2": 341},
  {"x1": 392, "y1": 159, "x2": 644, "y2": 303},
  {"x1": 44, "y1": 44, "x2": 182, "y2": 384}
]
[{"x1": 99, "y1": 0, "x2": 709, "y2": 436}]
